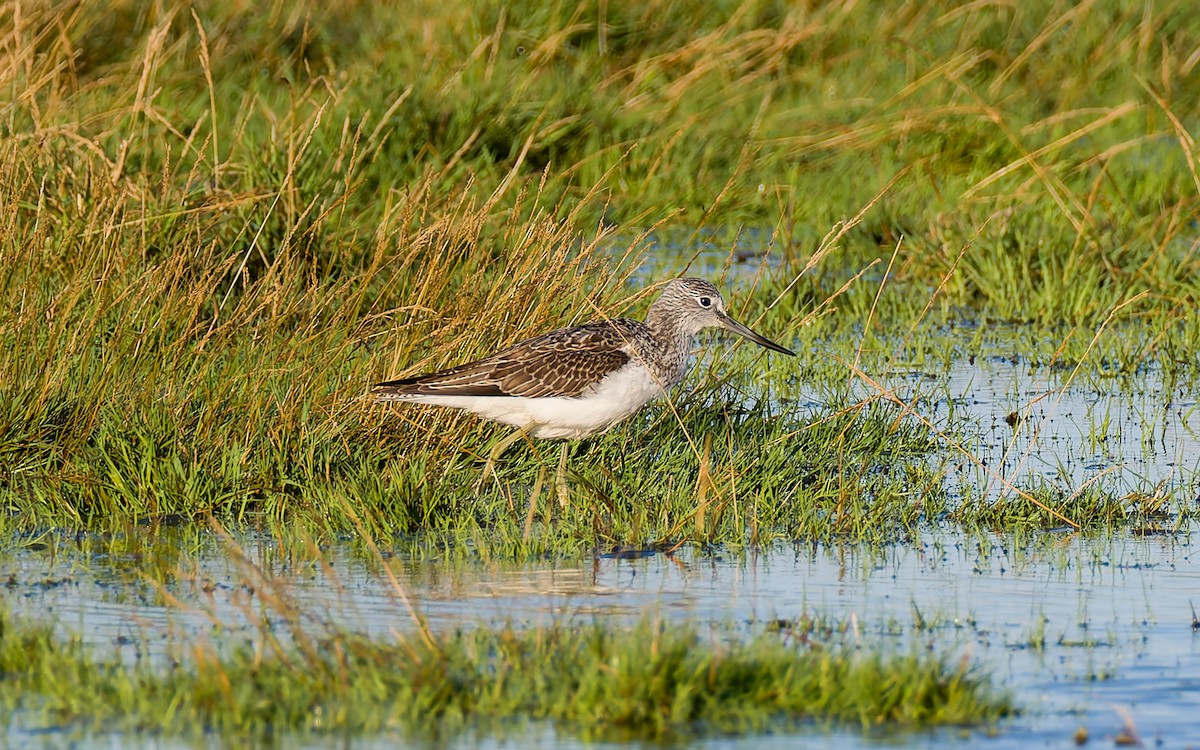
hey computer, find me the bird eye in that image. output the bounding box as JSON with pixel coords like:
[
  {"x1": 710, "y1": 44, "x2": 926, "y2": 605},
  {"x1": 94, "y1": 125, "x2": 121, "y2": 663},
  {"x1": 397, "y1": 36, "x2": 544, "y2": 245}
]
[{"x1": 698, "y1": 297, "x2": 712, "y2": 308}]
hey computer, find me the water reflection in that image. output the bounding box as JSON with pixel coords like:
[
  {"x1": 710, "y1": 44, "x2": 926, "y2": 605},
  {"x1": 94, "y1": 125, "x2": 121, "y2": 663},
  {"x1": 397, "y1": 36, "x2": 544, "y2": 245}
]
[
  {"x1": 931, "y1": 356, "x2": 1200, "y2": 503},
  {"x1": 8, "y1": 342, "x2": 1200, "y2": 747},
  {"x1": 5, "y1": 527, "x2": 1198, "y2": 747}
]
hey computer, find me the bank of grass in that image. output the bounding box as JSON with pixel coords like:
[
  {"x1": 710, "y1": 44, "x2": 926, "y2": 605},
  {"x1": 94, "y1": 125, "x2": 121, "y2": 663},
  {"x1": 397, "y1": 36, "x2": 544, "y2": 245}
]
[
  {"x1": 953, "y1": 482, "x2": 1133, "y2": 530},
  {"x1": 0, "y1": 612, "x2": 1012, "y2": 742},
  {"x1": 7, "y1": 374, "x2": 953, "y2": 551},
  {"x1": 2, "y1": 0, "x2": 1199, "y2": 537}
]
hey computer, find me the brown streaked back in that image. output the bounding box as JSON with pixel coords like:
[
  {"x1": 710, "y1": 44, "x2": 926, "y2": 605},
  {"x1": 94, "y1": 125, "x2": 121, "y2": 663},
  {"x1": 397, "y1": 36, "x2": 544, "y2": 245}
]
[{"x1": 372, "y1": 320, "x2": 642, "y2": 400}]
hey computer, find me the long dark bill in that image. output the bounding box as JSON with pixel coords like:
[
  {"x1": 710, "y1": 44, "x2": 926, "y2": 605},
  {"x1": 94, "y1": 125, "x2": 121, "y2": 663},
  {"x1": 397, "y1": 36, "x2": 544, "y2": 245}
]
[{"x1": 719, "y1": 313, "x2": 795, "y2": 356}]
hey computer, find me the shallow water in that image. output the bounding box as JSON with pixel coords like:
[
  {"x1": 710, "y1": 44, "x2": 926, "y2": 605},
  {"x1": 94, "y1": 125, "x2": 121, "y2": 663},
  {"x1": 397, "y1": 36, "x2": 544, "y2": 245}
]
[
  {"x1": 919, "y1": 355, "x2": 1200, "y2": 506},
  {"x1": 773, "y1": 342, "x2": 1200, "y2": 511},
  {"x1": 8, "y1": 346, "x2": 1200, "y2": 748},
  {"x1": 6, "y1": 524, "x2": 1199, "y2": 748}
]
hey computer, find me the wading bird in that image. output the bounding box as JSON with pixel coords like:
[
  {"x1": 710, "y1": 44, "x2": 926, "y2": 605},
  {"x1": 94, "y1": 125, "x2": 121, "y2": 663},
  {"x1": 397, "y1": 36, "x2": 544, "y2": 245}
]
[{"x1": 373, "y1": 278, "x2": 794, "y2": 504}]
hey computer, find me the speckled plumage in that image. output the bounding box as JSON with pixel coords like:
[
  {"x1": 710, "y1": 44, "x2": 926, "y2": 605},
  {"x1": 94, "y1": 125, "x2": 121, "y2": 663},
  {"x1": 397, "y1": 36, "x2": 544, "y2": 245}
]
[{"x1": 372, "y1": 278, "x2": 793, "y2": 440}]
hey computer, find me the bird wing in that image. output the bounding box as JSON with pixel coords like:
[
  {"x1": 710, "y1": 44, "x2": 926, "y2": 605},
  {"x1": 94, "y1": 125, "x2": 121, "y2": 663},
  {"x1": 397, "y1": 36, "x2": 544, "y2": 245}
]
[{"x1": 373, "y1": 321, "x2": 637, "y2": 399}]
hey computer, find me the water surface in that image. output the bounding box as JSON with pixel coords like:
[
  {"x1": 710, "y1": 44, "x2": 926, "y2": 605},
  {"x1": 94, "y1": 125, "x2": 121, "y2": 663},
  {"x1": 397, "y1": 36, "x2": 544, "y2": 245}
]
[
  {"x1": 6, "y1": 524, "x2": 1198, "y2": 748},
  {"x1": 7, "y1": 341, "x2": 1200, "y2": 748}
]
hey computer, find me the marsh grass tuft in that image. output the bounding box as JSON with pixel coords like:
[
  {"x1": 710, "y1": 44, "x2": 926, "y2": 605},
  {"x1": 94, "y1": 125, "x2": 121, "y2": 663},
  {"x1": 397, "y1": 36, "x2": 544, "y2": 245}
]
[
  {"x1": 0, "y1": 611, "x2": 1012, "y2": 741},
  {"x1": 954, "y1": 482, "x2": 1132, "y2": 530}
]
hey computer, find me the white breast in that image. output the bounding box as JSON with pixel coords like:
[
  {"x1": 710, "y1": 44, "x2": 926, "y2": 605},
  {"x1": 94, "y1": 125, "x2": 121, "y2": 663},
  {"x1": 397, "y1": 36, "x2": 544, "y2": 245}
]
[{"x1": 397, "y1": 362, "x2": 669, "y2": 439}]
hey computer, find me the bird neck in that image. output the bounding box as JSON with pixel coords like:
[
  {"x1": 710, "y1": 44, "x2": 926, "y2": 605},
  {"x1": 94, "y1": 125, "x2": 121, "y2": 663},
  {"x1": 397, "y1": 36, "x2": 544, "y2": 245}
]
[
  {"x1": 646, "y1": 293, "x2": 696, "y2": 332},
  {"x1": 645, "y1": 306, "x2": 693, "y2": 350},
  {"x1": 641, "y1": 308, "x2": 695, "y2": 387}
]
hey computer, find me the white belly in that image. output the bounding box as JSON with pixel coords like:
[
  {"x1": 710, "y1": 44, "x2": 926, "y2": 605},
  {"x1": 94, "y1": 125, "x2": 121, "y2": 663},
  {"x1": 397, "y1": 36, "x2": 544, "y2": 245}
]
[{"x1": 398, "y1": 363, "x2": 668, "y2": 439}]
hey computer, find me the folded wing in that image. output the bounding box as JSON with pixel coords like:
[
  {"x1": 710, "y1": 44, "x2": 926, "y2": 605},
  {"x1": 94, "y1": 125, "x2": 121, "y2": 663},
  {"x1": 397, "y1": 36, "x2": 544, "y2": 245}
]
[{"x1": 373, "y1": 321, "x2": 636, "y2": 400}]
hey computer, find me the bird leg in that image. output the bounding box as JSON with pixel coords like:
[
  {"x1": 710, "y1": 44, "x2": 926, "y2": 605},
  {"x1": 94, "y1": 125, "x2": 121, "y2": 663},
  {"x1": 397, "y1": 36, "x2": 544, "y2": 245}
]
[
  {"x1": 475, "y1": 427, "x2": 531, "y2": 495},
  {"x1": 555, "y1": 441, "x2": 571, "y2": 508}
]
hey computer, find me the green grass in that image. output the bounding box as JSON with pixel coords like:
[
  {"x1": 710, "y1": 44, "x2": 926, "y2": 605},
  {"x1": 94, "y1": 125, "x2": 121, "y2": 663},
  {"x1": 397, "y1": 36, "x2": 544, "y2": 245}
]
[
  {"x1": 0, "y1": 611, "x2": 1013, "y2": 742},
  {"x1": 953, "y1": 481, "x2": 1132, "y2": 530},
  {"x1": 1, "y1": 0, "x2": 1199, "y2": 540},
  {"x1": 0, "y1": 5, "x2": 1189, "y2": 743}
]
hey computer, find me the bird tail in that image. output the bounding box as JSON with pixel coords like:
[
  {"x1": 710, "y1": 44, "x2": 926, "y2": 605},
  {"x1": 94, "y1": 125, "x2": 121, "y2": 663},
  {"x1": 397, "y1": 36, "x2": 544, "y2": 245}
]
[{"x1": 371, "y1": 376, "x2": 423, "y2": 402}]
